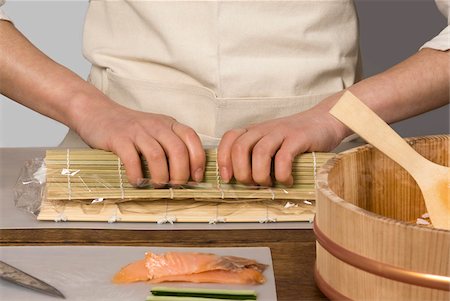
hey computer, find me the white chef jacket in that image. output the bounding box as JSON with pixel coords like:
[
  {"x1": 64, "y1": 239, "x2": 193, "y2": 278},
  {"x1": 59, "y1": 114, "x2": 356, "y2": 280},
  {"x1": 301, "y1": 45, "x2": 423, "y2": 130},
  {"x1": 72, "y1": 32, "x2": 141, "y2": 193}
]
[{"x1": 421, "y1": 0, "x2": 450, "y2": 51}]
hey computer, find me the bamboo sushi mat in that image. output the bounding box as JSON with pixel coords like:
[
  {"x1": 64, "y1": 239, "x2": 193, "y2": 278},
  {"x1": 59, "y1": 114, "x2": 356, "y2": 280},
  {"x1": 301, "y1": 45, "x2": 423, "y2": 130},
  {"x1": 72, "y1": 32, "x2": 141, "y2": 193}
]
[{"x1": 38, "y1": 149, "x2": 334, "y2": 223}]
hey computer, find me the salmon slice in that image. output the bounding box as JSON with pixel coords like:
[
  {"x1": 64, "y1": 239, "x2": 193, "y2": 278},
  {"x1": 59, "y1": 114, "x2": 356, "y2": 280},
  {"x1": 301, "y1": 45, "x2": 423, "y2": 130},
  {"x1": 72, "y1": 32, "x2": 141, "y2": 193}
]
[
  {"x1": 113, "y1": 259, "x2": 148, "y2": 283},
  {"x1": 113, "y1": 252, "x2": 267, "y2": 285},
  {"x1": 149, "y1": 269, "x2": 266, "y2": 284}
]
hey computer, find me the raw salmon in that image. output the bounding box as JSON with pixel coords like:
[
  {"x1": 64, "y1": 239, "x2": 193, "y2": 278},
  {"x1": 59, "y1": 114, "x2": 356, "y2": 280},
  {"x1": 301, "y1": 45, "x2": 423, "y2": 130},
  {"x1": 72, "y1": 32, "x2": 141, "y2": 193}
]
[{"x1": 113, "y1": 252, "x2": 267, "y2": 285}]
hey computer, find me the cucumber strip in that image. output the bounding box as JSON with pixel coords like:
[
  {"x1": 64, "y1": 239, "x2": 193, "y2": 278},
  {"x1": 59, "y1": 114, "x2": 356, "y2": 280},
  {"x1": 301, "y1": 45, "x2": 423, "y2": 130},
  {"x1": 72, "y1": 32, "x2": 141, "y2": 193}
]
[
  {"x1": 146, "y1": 296, "x2": 256, "y2": 301},
  {"x1": 149, "y1": 286, "x2": 257, "y2": 300}
]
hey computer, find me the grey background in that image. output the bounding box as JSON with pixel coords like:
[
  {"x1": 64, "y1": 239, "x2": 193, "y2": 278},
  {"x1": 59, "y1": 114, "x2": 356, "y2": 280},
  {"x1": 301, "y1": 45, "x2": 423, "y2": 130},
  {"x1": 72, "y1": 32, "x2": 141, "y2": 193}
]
[{"x1": 0, "y1": 0, "x2": 448, "y2": 147}]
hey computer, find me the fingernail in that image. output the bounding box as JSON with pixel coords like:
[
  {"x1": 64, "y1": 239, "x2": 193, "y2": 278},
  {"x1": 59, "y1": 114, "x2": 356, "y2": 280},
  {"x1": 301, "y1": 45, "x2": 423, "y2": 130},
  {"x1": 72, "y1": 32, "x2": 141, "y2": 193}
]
[
  {"x1": 194, "y1": 168, "x2": 204, "y2": 182},
  {"x1": 136, "y1": 178, "x2": 148, "y2": 188},
  {"x1": 287, "y1": 175, "x2": 294, "y2": 187},
  {"x1": 220, "y1": 167, "x2": 230, "y2": 183}
]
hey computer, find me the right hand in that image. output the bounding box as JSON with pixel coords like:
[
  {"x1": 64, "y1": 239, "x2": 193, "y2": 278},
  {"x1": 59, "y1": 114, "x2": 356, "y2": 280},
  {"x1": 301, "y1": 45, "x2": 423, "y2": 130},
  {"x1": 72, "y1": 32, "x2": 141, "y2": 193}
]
[{"x1": 69, "y1": 93, "x2": 205, "y2": 187}]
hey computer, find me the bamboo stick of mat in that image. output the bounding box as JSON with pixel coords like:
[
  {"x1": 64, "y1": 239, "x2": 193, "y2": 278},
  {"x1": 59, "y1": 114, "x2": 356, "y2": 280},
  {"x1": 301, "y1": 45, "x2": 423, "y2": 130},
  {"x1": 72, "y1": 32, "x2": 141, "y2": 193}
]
[{"x1": 38, "y1": 149, "x2": 334, "y2": 223}]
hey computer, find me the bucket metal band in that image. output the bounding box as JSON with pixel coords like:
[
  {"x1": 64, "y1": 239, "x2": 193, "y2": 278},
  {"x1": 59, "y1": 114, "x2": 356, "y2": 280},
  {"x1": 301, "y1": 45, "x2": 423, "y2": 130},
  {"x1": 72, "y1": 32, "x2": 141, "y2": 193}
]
[
  {"x1": 314, "y1": 264, "x2": 352, "y2": 301},
  {"x1": 314, "y1": 219, "x2": 450, "y2": 291}
]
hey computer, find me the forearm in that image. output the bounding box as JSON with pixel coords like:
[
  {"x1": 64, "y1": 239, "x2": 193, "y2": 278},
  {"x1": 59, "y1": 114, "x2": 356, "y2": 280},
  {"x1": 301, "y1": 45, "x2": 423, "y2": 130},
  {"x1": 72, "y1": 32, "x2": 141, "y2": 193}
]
[
  {"x1": 351, "y1": 48, "x2": 448, "y2": 122},
  {"x1": 312, "y1": 48, "x2": 449, "y2": 139},
  {"x1": 0, "y1": 20, "x2": 112, "y2": 130}
]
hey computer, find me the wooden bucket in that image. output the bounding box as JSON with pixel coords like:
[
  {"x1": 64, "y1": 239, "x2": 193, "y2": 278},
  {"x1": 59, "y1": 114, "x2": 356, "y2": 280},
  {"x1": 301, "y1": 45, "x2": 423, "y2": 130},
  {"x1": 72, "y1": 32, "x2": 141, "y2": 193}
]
[{"x1": 314, "y1": 135, "x2": 449, "y2": 301}]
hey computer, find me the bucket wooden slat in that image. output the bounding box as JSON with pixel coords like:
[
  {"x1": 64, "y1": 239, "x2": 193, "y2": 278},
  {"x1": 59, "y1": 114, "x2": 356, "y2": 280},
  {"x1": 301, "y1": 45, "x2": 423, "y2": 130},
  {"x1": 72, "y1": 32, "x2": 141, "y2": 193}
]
[{"x1": 315, "y1": 135, "x2": 450, "y2": 301}]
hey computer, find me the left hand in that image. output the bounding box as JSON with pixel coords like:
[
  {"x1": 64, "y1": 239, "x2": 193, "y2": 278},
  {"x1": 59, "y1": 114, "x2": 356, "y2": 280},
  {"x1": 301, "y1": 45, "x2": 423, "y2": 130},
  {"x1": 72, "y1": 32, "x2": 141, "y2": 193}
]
[{"x1": 217, "y1": 104, "x2": 348, "y2": 187}]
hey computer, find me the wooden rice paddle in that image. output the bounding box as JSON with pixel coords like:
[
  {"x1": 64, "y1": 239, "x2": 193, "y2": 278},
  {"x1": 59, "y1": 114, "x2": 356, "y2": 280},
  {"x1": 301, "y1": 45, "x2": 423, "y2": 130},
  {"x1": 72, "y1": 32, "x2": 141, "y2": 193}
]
[{"x1": 329, "y1": 91, "x2": 449, "y2": 230}]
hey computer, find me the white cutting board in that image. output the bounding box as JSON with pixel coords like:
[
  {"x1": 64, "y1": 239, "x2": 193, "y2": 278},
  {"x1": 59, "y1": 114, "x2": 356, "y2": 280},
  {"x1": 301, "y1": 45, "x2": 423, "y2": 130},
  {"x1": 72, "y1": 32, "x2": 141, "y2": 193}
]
[{"x1": 0, "y1": 246, "x2": 277, "y2": 301}]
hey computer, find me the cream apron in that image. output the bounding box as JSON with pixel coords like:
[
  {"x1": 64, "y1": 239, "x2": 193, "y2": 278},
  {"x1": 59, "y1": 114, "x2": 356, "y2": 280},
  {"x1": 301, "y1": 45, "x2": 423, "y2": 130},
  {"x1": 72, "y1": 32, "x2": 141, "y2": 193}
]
[{"x1": 61, "y1": 0, "x2": 360, "y2": 148}]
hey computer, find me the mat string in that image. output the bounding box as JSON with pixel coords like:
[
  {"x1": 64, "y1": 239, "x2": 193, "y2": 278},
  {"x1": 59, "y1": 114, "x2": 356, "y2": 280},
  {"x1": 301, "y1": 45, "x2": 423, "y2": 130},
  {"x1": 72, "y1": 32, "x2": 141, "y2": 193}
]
[
  {"x1": 117, "y1": 157, "x2": 125, "y2": 200},
  {"x1": 259, "y1": 203, "x2": 277, "y2": 224},
  {"x1": 215, "y1": 159, "x2": 225, "y2": 200},
  {"x1": 54, "y1": 211, "x2": 67, "y2": 222},
  {"x1": 157, "y1": 199, "x2": 177, "y2": 224},
  {"x1": 209, "y1": 202, "x2": 226, "y2": 224},
  {"x1": 108, "y1": 204, "x2": 122, "y2": 223},
  {"x1": 53, "y1": 198, "x2": 67, "y2": 222},
  {"x1": 66, "y1": 149, "x2": 72, "y2": 201},
  {"x1": 312, "y1": 151, "x2": 317, "y2": 188},
  {"x1": 259, "y1": 189, "x2": 277, "y2": 223}
]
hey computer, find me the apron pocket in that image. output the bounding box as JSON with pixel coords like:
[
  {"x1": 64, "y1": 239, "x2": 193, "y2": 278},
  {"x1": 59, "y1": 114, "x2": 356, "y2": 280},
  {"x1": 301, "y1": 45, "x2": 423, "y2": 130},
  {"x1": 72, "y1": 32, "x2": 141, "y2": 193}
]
[{"x1": 105, "y1": 68, "x2": 220, "y2": 143}]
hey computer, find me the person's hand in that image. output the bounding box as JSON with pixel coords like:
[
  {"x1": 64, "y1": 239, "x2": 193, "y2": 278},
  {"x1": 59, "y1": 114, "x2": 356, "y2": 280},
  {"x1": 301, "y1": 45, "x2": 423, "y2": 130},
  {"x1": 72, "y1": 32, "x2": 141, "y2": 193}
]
[
  {"x1": 217, "y1": 100, "x2": 348, "y2": 187},
  {"x1": 0, "y1": 21, "x2": 203, "y2": 186},
  {"x1": 70, "y1": 94, "x2": 206, "y2": 187}
]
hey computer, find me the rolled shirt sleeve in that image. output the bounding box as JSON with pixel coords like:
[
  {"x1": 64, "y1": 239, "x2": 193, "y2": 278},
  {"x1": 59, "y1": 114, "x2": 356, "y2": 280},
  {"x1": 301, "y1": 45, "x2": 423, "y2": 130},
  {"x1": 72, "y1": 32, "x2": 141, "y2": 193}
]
[
  {"x1": 420, "y1": 0, "x2": 450, "y2": 51},
  {"x1": 0, "y1": 0, "x2": 11, "y2": 22}
]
